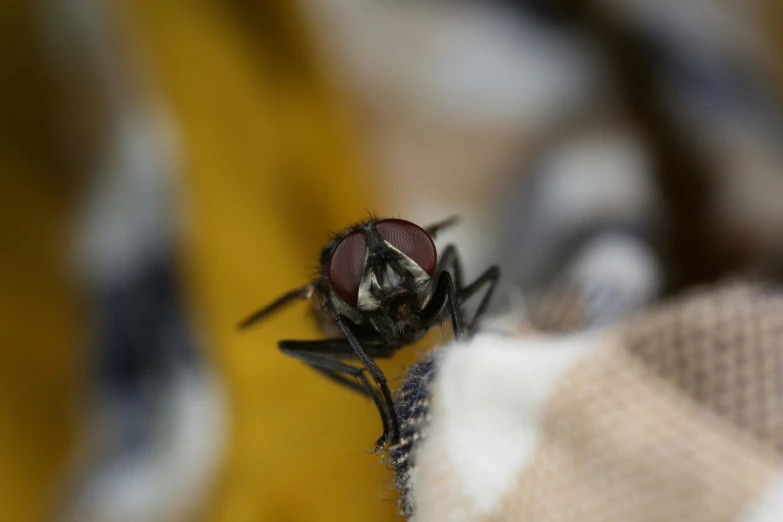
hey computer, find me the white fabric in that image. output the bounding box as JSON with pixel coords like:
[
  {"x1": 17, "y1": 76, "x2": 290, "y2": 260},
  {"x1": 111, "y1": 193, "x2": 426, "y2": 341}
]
[
  {"x1": 741, "y1": 473, "x2": 783, "y2": 522},
  {"x1": 411, "y1": 331, "x2": 604, "y2": 521}
]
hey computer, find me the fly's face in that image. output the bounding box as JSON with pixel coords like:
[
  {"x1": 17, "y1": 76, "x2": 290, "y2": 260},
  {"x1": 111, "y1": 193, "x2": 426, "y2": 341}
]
[{"x1": 326, "y1": 219, "x2": 437, "y2": 329}]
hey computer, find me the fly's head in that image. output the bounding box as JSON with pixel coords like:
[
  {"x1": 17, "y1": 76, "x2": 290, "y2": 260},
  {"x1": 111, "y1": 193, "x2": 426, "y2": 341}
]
[{"x1": 325, "y1": 219, "x2": 437, "y2": 338}]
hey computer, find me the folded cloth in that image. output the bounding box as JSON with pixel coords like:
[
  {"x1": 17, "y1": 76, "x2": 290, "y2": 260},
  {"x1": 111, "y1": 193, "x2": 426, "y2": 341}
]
[{"x1": 389, "y1": 281, "x2": 783, "y2": 521}]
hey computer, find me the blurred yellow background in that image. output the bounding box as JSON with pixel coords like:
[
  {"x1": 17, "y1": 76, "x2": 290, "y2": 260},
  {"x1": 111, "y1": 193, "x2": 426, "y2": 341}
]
[{"x1": 1, "y1": 0, "x2": 410, "y2": 521}]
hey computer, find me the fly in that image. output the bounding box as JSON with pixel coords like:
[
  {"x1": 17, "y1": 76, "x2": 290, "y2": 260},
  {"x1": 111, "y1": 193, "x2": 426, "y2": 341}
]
[{"x1": 238, "y1": 216, "x2": 500, "y2": 448}]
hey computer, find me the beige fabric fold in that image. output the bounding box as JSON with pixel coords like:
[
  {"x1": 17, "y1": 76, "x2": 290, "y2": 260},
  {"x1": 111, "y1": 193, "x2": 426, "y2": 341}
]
[{"x1": 402, "y1": 282, "x2": 783, "y2": 521}]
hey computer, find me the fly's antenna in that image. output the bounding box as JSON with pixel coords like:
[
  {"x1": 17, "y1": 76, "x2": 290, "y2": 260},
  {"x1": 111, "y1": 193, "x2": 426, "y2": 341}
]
[{"x1": 237, "y1": 285, "x2": 314, "y2": 330}]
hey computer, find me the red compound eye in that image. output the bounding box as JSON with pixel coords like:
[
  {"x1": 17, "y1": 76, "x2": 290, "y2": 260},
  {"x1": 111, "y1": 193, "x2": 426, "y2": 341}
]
[
  {"x1": 328, "y1": 230, "x2": 367, "y2": 305},
  {"x1": 376, "y1": 219, "x2": 437, "y2": 274}
]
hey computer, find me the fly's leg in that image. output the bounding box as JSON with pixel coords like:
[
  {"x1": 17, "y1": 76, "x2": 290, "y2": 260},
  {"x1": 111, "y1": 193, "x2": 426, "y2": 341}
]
[
  {"x1": 238, "y1": 285, "x2": 313, "y2": 329},
  {"x1": 279, "y1": 341, "x2": 392, "y2": 451},
  {"x1": 280, "y1": 338, "x2": 397, "y2": 359},
  {"x1": 419, "y1": 270, "x2": 465, "y2": 340},
  {"x1": 335, "y1": 316, "x2": 402, "y2": 445},
  {"x1": 460, "y1": 266, "x2": 500, "y2": 332},
  {"x1": 425, "y1": 215, "x2": 459, "y2": 239},
  {"x1": 438, "y1": 244, "x2": 500, "y2": 332},
  {"x1": 437, "y1": 244, "x2": 464, "y2": 293}
]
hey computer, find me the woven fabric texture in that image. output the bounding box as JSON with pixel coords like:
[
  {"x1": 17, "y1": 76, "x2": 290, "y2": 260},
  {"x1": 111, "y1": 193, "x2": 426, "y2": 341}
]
[{"x1": 389, "y1": 281, "x2": 783, "y2": 521}]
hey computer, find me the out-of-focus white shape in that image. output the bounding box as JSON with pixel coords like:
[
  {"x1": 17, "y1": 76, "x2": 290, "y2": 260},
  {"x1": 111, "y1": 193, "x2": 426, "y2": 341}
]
[
  {"x1": 307, "y1": 0, "x2": 606, "y2": 128},
  {"x1": 740, "y1": 472, "x2": 783, "y2": 522},
  {"x1": 565, "y1": 233, "x2": 661, "y2": 324},
  {"x1": 38, "y1": 0, "x2": 184, "y2": 287},
  {"x1": 72, "y1": 110, "x2": 182, "y2": 286},
  {"x1": 61, "y1": 368, "x2": 227, "y2": 522},
  {"x1": 37, "y1": 2, "x2": 225, "y2": 521},
  {"x1": 512, "y1": 130, "x2": 654, "y2": 289},
  {"x1": 414, "y1": 331, "x2": 603, "y2": 519},
  {"x1": 535, "y1": 133, "x2": 655, "y2": 227}
]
